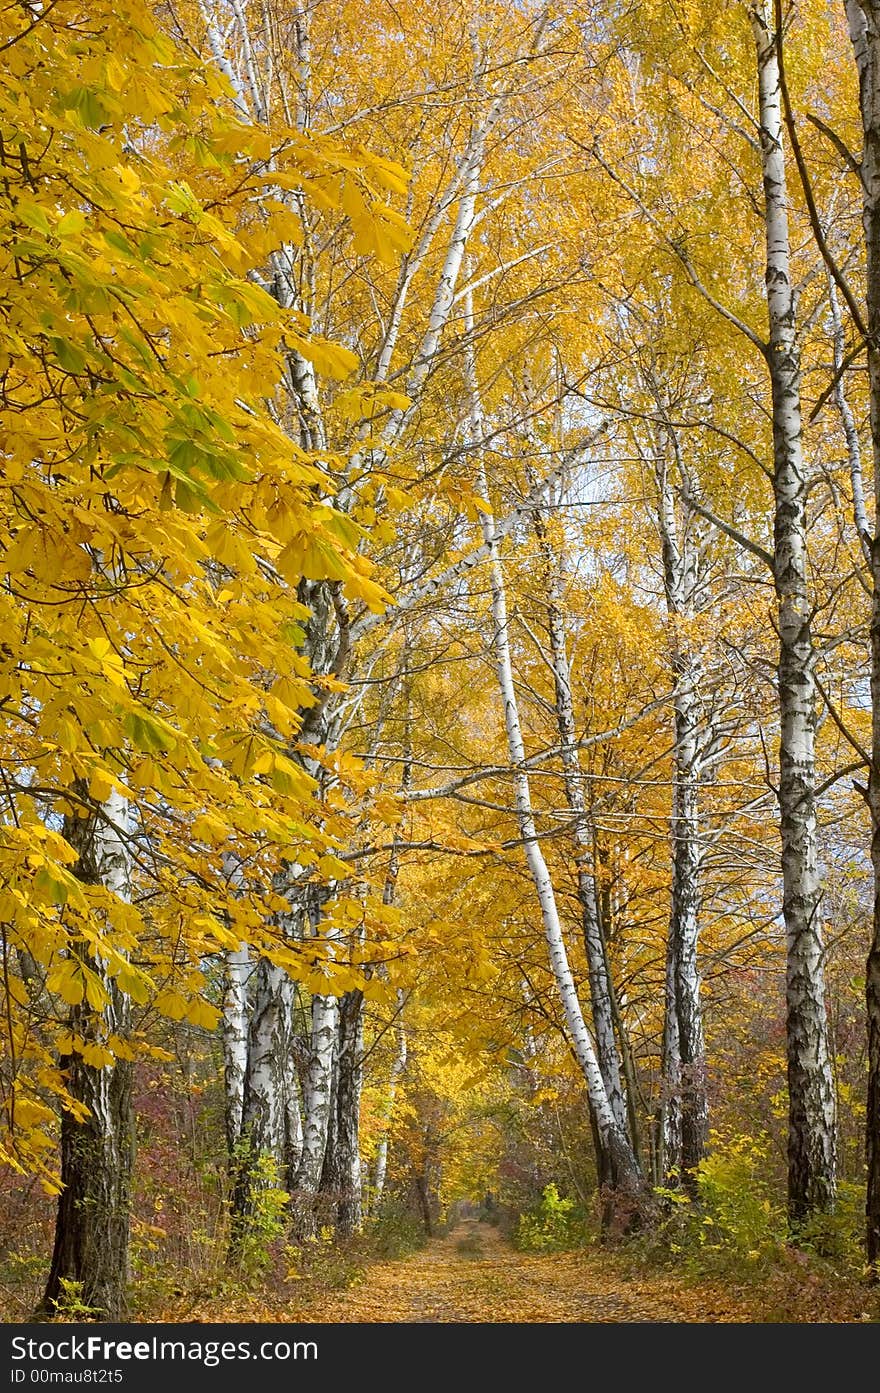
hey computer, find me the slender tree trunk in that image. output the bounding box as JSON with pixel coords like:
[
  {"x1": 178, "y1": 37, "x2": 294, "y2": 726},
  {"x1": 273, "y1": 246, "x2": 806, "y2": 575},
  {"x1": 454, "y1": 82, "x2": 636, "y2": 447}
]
[
  {"x1": 236, "y1": 961, "x2": 293, "y2": 1163},
  {"x1": 843, "y1": 0, "x2": 880, "y2": 1270},
  {"x1": 229, "y1": 959, "x2": 299, "y2": 1250},
  {"x1": 290, "y1": 990, "x2": 338, "y2": 1238},
  {"x1": 367, "y1": 749, "x2": 412, "y2": 1215},
  {"x1": 330, "y1": 989, "x2": 364, "y2": 1236},
  {"x1": 483, "y1": 503, "x2": 639, "y2": 1193},
  {"x1": 667, "y1": 645, "x2": 708, "y2": 1181},
  {"x1": 223, "y1": 944, "x2": 250, "y2": 1155},
  {"x1": 463, "y1": 298, "x2": 643, "y2": 1212},
  {"x1": 317, "y1": 1043, "x2": 338, "y2": 1212},
  {"x1": 284, "y1": 1058, "x2": 304, "y2": 1188},
  {"x1": 40, "y1": 789, "x2": 134, "y2": 1320},
  {"x1": 530, "y1": 487, "x2": 631, "y2": 1143},
  {"x1": 370, "y1": 996, "x2": 408, "y2": 1212},
  {"x1": 415, "y1": 1170, "x2": 433, "y2": 1237},
  {"x1": 752, "y1": 0, "x2": 836, "y2": 1222},
  {"x1": 660, "y1": 943, "x2": 683, "y2": 1182},
  {"x1": 652, "y1": 430, "x2": 708, "y2": 1185}
]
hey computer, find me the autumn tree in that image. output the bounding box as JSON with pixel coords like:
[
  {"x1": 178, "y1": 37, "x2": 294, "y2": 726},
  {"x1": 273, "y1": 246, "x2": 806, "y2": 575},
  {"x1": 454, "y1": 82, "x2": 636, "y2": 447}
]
[{"x1": 0, "y1": 0, "x2": 394, "y2": 1315}]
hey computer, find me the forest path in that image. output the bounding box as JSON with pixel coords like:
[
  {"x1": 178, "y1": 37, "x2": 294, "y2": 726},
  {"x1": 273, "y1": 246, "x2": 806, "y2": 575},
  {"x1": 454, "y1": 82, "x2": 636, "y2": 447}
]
[{"x1": 291, "y1": 1220, "x2": 742, "y2": 1323}]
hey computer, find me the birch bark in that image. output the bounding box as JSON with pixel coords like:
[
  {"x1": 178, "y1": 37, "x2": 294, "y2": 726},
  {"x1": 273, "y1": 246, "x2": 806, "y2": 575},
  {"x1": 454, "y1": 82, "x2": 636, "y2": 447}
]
[
  {"x1": 368, "y1": 750, "x2": 412, "y2": 1214},
  {"x1": 222, "y1": 942, "x2": 251, "y2": 1154},
  {"x1": 290, "y1": 987, "x2": 339, "y2": 1238},
  {"x1": 370, "y1": 997, "x2": 408, "y2": 1212},
  {"x1": 325, "y1": 988, "x2": 365, "y2": 1236},
  {"x1": 463, "y1": 303, "x2": 642, "y2": 1204},
  {"x1": 654, "y1": 439, "x2": 708, "y2": 1185},
  {"x1": 529, "y1": 482, "x2": 630, "y2": 1146},
  {"x1": 751, "y1": 0, "x2": 836, "y2": 1221}
]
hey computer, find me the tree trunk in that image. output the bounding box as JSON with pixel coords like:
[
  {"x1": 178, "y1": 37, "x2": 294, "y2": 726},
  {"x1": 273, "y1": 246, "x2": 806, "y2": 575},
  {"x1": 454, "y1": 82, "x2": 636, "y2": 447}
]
[
  {"x1": 531, "y1": 486, "x2": 631, "y2": 1144},
  {"x1": 660, "y1": 941, "x2": 683, "y2": 1182},
  {"x1": 652, "y1": 426, "x2": 708, "y2": 1185},
  {"x1": 230, "y1": 957, "x2": 297, "y2": 1223},
  {"x1": 370, "y1": 998, "x2": 408, "y2": 1212},
  {"x1": 463, "y1": 295, "x2": 644, "y2": 1215},
  {"x1": 222, "y1": 944, "x2": 251, "y2": 1155},
  {"x1": 752, "y1": 0, "x2": 837, "y2": 1222},
  {"x1": 667, "y1": 646, "x2": 708, "y2": 1182},
  {"x1": 415, "y1": 1171, "x2": 434, "y2": 1237},
  {"x1": 290, "y1": 990, "x2": 338, "y2": 1239},
  {"x1": 526, "y1": 484, "x2": 634, "y2": 1192},
  {"x1": 40, "y1": 789, "x2": 134, "y2": 1320},
  {"x1": 284, "y1": 1052, "x2": 304, "y2": 1188},
  {"x1": 486, "y1": 514, "x2": 639, "y2": 1195},
  {"x1": 321, "y1": 989, "x2": 364, "y2": 1236},
  {"x1": 843, "y1": 0, "x2": 880, "y2": 1270}
]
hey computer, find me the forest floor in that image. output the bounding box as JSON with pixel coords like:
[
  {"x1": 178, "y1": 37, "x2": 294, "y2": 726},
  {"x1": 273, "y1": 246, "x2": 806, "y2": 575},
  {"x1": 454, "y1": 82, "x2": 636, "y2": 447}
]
[
  {"x1": 4, "y1": 1217, "x2": 878, "y2": 1323},
  {"x1": 294, "y1": 1220, "x2": 735, "y2": 1322},
  {"x1": 164, "y1": 1219, "x2": 877, "y2": 1324}
]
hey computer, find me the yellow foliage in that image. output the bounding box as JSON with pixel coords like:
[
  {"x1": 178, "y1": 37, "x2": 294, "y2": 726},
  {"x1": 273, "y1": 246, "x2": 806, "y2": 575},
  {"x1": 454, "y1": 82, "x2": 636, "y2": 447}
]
[{"x1": 0, "y1": 0, "x2": 407, "y2": 1183}]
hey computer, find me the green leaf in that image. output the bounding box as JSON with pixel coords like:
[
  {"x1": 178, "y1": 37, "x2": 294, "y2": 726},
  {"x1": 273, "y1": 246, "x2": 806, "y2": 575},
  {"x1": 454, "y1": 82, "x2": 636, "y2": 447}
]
[{"x1": 50, "y1": 337, "x2": 87, "y2": 374}]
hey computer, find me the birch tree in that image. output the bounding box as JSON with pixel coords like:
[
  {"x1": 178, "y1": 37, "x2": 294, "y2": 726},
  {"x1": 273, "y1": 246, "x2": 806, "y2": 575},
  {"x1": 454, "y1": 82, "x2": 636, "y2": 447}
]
[
  {"x1": 643, "y1": 419, "x2": 710, "y2": 1185},
  {"x1": 750, "y1": 0, "x2": 836, "y2": 1220},
  {"x1": 195, "y1": 0, "x2": 561, "y2": 1239},
  {"x1": 527, "y1": 472, "x2": 634, "y2": 1177},
  {"x1": 463, "y1": 294, "x2": 645, "y2": 1209},
  {"x1": 591, "y1": 1, "x2": 840, "y2": 1221}
]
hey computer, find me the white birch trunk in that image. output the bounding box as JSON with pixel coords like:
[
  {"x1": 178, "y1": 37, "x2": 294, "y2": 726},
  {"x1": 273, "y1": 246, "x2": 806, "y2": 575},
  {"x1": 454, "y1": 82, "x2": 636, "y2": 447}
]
[
  {"x1": 291, "y1": 989, "x2": 339, "y2": 1238},
  {"x1": 366, "y1": 748, "x2": 412, "y2": 1216},
  {"x1": 660, "y1": 942, "x2": 683, "y2": 1183},
  {"x1": 751, "y1": 0, "x2": 836, "y2": 1220},
  {"x1": 370, "y1": 997, "x2": 408, "y2": 1212},
  {"x1": 328, "y1": 989, "x2": 364, "y2": 1235},
  {"x1": 223, "y1": 944, "x2": 250, "y2": 1153},
  {"x1": 374, "y1": 150, "x2": 475, "y2": 383},
  {"x1": 529, "y1": 483, "x2": 630, "y2": 1143},
  {"x1": 285, "y1": 1061, "x2": 304, "y2": 1185},
  {"x1": 654, "y1": 440, "x2": 708, "y2": 1183},
  {"x1": 462, "y1": 302, "x2": 642, "y2": 1197},
  {"x1": 239, "y1": 959, "x2": 295, "y2": 1166},
  {"x1": 200, "y1": 4, "x2": 349, "y2": 1243},
  {"x1": 827, "y1": 274, "x2": 871, "y2": 560}
]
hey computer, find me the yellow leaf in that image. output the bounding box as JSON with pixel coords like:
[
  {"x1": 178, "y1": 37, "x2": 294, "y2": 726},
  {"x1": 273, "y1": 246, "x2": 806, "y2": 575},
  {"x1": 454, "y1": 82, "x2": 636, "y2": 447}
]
[
  {"x1": 186, "y1": 997, "x2": 220, "y2": 1029},
  {"x1": 46, "y1": 962, "x2": 84, "y2": 1007},
  {"x1": 153, "y1": 988, "x2": 189, "y2": 1022},
  {"x1": 88, "y1": 767, "x2": 116, "y2": 802}
]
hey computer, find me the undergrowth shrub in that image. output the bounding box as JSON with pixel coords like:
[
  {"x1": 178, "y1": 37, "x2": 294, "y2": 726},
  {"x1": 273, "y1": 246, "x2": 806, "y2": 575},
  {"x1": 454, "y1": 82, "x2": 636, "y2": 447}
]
[
  {"x1": 633, "y1": 1143, "x2": 783, "y2": 1279},
  {"x1": 368, "y1": 1204, "x2": 428, "y2": 1259},
  {"x1": 231, "y1": 1152, "x2": 289, "y2": 1280},
  {"x1": 794, "y1": 1181, "x2": 864, "y2": 1275},
  {"x1": 632, "y1": 1137, "x2": 864, "y2": 1283},
  {"x1": 513, "y1": 1184, "x2": 590, "y2": 1253},
  {"x1": 50, "y1": 1278, "x2": 102, "y2": 1320}
]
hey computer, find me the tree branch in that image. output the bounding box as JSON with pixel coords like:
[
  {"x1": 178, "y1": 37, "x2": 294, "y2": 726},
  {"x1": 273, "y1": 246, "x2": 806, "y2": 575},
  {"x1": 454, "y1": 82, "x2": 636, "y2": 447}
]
[
  {"x1": 679, "y1": 490, "x2": 774, "y2": 570},
  {"x1": 805, "y1": 113, "x2": 862, "y2": 179},
  {"x1": 577, "y1": 138, "x2": 768, "y2": 355},
  {"x1": 350, "y1": 423, "x2": 610, "y2": 640}
]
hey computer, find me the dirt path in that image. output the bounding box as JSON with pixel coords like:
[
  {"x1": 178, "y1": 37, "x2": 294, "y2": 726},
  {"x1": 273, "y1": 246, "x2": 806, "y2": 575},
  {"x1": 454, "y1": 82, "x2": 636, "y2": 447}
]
[{"x1": 288, "y1": 1221, "x2": 746, "y2": 1323}]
